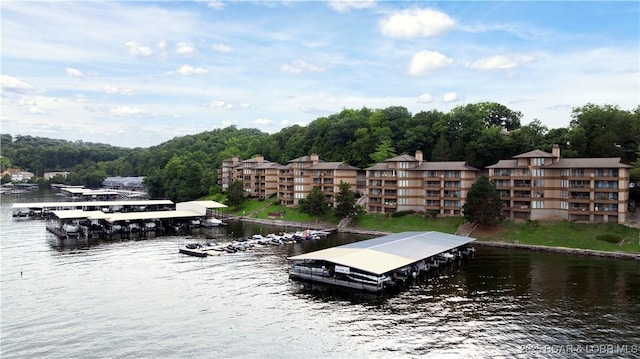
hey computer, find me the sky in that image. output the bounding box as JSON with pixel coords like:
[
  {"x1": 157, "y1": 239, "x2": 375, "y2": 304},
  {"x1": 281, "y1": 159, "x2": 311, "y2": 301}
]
[{"x1": 1, "y1": 1, "x2": 639, "y2": 149}]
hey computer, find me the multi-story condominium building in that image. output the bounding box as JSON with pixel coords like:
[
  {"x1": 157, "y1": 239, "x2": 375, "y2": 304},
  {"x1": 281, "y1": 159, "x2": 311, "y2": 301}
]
[
  {"x1": 306, "y1": 162, "x2": 360, "y2": 204},
  {"x1": 487, "y1": 145, "x2": 631, "y2": 223},
  {"x1": 366, "y1": 151, "x2": 479, "y2": 215},
  {"x1": 276, "y1": 154, "x2": 360, "y2": 206},
  {"x1": 252, "y1": 162, "x2": 287, "y2": 200},
  {"x1": 241, "y1": 155, "x2": 271, "y2": 197},
  {"x1": 218, "y1": 156, "x2": 242, "y2": 192}
]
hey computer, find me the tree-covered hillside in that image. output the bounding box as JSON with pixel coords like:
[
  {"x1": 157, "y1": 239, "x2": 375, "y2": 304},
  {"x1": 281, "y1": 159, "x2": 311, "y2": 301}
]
[{"x1": 2, "y1": 102, "x2": 638, "y2": 202}]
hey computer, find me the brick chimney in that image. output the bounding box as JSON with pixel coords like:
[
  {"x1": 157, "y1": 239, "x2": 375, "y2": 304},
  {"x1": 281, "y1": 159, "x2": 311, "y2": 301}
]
[
  {"x1": 311, "y1": 153, "x2": 320, "y2": 165},
  {"x1": 415, "y1": 150, "x2": 423, "y2": 164},
  {"x1": 552, "y1": 144, "x2": 561, "y2": 162}
]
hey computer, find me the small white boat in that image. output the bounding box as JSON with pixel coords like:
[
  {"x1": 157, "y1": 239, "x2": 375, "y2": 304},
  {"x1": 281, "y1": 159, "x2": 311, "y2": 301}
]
[{"x1": 202, "y1": 217, "x2": 222, "y2": 227}]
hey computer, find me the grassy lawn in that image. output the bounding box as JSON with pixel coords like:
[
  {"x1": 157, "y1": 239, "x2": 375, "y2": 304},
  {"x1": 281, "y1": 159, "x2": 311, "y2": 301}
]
[
  {"x1": 353, "y1": 213, "x2": 464, "y2": 234},
  {"x1": 474, "y1": 220, "x2": 640, "y2": 253}
]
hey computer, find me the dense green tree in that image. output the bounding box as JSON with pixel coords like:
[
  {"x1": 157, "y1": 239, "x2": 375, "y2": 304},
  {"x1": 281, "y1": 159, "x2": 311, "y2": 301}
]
[
  {"x1": 476, "y1": 102, "x2": 522, "y2": 130},
  {"x1": 226, "y1": 180, "x2": 246, "y2": 209},
  {"x1": 299, "y1": 186, "x2": 330, "y2": 220},
  {"x1": 370, "y1": 139, "x2": 396, "y2": 165},
  {"x1": 568, "y1": 103, "x2": 639, "y2": 162},
  {"x1": 462, "y1": 175, "x2": 503, "y2": 226},
  {"x1": 334, "y1": 181, "x2": 363, "y2": 220},
  {"x1": 431, "y1": 134, "x2": 451, "y2": 161}
]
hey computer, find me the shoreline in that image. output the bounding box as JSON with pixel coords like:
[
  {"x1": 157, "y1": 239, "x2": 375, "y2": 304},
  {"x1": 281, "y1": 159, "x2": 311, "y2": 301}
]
[
  {"x1": 474, "y1": 241, "x2": 640, "y2": 261},
  {"x1": 232, "y1": 216, "x2": 640, "y2": 261}
]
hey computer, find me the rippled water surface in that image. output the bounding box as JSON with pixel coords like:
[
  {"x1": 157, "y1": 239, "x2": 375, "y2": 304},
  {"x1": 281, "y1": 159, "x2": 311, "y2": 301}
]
[{"x1": 2, "y1": 191, "x2": 639, "y2": 358}]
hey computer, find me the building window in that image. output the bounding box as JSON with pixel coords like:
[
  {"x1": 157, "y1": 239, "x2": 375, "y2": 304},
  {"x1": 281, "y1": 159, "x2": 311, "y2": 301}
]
[
  {"x1": 398, "y1": 198, "x2": 408, "y2": 205},
  {"x1": 399, "y1": 189, "x2": 409, "y2": 196},
  {"x1": 398, "y1": 180, "x2": 409, "y2": 187},
  {"x1": 399, "y1": 162, "x2": 410, "y2": 169},
  {"x1": 532, "y1": 169, "x2": 545, "y2": 177},
  {"x1": 532, "y1": 201, "x2": 544, "y2": 209},
  {"x1": 561, "y1": 201, "x2": 568, "y2": 210},
  {"x1": 532, "y1": 158, "x2": 544, "y2": 166},
  {"x1": 398, "y1": 170, "x2": 409, "y2": 178}
]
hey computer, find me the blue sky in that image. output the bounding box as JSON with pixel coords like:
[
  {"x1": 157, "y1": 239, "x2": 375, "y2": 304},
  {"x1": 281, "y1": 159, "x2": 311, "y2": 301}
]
[{"x1": 2, "y1": 1, "x2": 638, "y2": 148}]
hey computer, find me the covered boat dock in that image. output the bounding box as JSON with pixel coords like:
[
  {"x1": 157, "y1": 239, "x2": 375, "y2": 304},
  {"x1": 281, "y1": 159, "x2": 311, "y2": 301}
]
[
  {"x1": 12, "y1": 199, "x2": 175, "y2": 218},
  {"x1": 288, "y1": 231, "x2": 475, "y2": 293},
  {"x1": 43, "y1": 200, "x2": 227, "y2": 239}
]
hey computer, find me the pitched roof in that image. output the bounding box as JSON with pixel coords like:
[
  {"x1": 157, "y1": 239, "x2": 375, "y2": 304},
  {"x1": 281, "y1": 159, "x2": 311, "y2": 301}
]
[
  {"x1": 385, "y1": 154, "x2": 417, "y2": 162},
  {"x1": 306, "y1": 162, "x2": 359, "y2": 170},
  {"x1": 289, "y1": 155, "x2": 323, "y2": 163},
  {"x1": 545, "y1": 157, "x2": 632, "y2": 169},
  {"x1": 253, "y1": 162, "x2": 287, "y2": 169},
  {"x1": 364, "y1": 163, "x2": 391, "y2": 170},
  {"x1": 485, "y1": 159, "x2": 522, "y2": 169},
  {"x1": 513, "y1": 149, "x2": 555, "y2": 158},
  {"x1": 413, "y1": 161, "x2": 479, "y2": 171}
]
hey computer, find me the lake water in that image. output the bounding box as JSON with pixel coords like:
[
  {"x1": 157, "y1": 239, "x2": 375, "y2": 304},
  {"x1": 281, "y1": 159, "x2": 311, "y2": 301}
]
[{"x1": 1, "y1": 191, "x2": 639, "y2": 358}]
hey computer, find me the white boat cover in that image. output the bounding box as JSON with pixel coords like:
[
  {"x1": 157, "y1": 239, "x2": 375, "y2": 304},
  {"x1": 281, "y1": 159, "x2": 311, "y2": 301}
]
[{"x1": 288, "y1": 231, "x2": 475, "y2": 275}]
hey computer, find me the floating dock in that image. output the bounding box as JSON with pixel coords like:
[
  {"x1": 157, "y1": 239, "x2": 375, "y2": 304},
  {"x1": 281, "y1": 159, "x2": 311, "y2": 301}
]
[
  {"x1": 288, "y1": 231, "x2": 475, "y2": 293},
  {"x1": 16, "y1": 200, "x2": 228, "y2": 239}
]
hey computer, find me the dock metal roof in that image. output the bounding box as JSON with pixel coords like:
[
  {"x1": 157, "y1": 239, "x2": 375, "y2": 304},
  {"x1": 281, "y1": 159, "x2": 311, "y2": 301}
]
[
  {"x1": 288, "y1": 231, "x2": 475, "y2": 275},
  {"x1": 12, "y1": 200, "x2": 174, "y2": 209},
  {"x1": 50, "y1": 209, "x2": 204, "y2": 222}
]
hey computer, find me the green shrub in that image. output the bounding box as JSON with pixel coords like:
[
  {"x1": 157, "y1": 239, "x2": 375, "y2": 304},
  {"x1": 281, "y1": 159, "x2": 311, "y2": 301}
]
[
  {"x1": 596, "y1": 233, "x2": 622, "y2": 244},
  {"x1": 391, "y1": 210, "x2": 415, "y2": 218}
]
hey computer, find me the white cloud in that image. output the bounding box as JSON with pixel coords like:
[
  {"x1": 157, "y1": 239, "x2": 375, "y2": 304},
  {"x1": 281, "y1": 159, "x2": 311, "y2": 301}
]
[
  {"x1": 108, "y1": 106, "x2": 148, "y2": 117},
  {"x1": 19, "y1": 97, "x2": 36, "y2": 106},
  {"x1": 379, "y1": 8, "x2": 455, "y2": 39},
  {"x1": 176, "y1": 41, "x2": 195, "y2": 56},
  {"x1": 211, "y1": 43, "x2": 232, "y2": 52},
  {"x1": 328, "y1": 0, "x2": 376, "y2": 13},
  {"x1": 29, "y1": 106, "x2": 46, "y2": 114},
  {"x1": 103, "y1": 85, "x2": 134, "y2": 95},
  {"x1": 254, "y1": 118, "x2": 273, "y2": 126},
  {"x1": 209, "y1": 100, "x2": 250, "y2": 110},
  {"x1": 65, "y1": 67, "x2": 84, "y2": 78},
  {"x1": 177, "y1": 65, "x2": 209, "y2": 76},
  {"x1": 417, "y1": 93, "x2": 433, "y2": 103},
  {"x1": 408, "y1": 50, "x2": 453, "y2": 75},
  {"x1": 469, "y1": 55, "x2": 534, "y2": 70},
  {"x1": 109, "y1": 106, "x2": 149, "y2": 117},
  {"x1": 281, "y1": 60, "x2": 324, "y2": 74},
  {"x1": 207, "y1": 1, "x2": 225, "y2": 10},
  {"x1": 443, "y1": 92, "x2": 459, "y2": 103},
  {"x1": 281, "y1": 64, "x2": 302, "y2": 74},
  {"x1": 125, "y1": 40, "x2": 153, "y2": 57},
  {"x1": 0, "y1": 75, "x2": 36, "y2": 94}
]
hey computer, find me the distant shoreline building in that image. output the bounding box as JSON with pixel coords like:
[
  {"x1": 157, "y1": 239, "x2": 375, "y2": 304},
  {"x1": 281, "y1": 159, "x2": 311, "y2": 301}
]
[{"x1": 218, "y1": 145, "x2": 632, "y2": 224}]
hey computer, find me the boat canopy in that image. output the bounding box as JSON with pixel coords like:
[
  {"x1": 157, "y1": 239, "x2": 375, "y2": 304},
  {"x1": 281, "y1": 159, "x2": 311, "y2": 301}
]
[
  {"x1": 50, "y1": 210, "x2": 205, "y2": 222},
  {"x1": 12, "y1": 200, "x2": 174, "y2": 209},
  {"x1": 288, "y1": 231, "x2": 475, "y2": 275}
]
